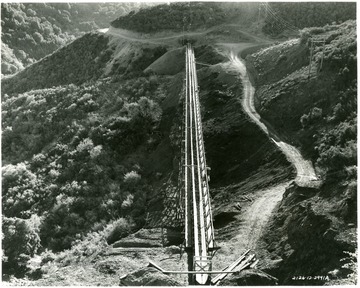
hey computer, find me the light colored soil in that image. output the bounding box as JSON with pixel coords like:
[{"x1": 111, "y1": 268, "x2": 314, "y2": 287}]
[
  {"x1": 14, "y1": 246, "x2": 189, "y2": 286},
  {"x1": 98, "y1": 28, "x2": 109, "y2": 33},
  {"x1": 212, "y1": 181, "x2": 291, "y2": 272},
  {"x1": 211, "y1": 45, "x2": 320, "y2": 277},
  {"x1": 228, "y1": 52, "x2": 320, "y2": 188}
]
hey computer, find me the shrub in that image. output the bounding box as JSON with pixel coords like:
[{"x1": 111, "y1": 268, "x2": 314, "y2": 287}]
[
  {"x1": 300, "y1": 113, "x2": 309, "y2": 128},
  {"x1": 76, "y1": 138, "x2": 94, "y2": 153},
  {"x1": 299, "y1": 29, "x2": 311, "y2": 45},
  {"x1": 138, "y1": 96, "x2": 162, "y2": 122},
  {"x1": 2, "y1": 163, "x2": 36, "y2": 193},
  {"x1": 308, "y1": 27, "x2": 326, "y2": 35},
  {"x1": 300, "y1": 107, "x2": 322, "y2": 128},
  {"x1": 124, "y1": 171, "x2": 141, "y2": 184},
  {"x1": 2, "y1": 216, "x2": 42, "y2": 276},
  {"x1": 345, "y1": 165, "x2": 357, "y2": 179},
  {"x1": 104, "y1": 218, "x2": 134, "y2": 244},
  {"x1": 121, "y1": 194, "x2": 134, "y2": 209},
  {"x1": 89, "y1": 145, "x2": 103, "y2": 159}
]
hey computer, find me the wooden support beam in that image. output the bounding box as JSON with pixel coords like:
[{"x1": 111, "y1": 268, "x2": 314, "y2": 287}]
[
  {"x1": 211, "y1": 249, "x2": 251, "y2": 285},
  {"x1": 148, "y1": 260, "x2": 165, "y2": 273}
]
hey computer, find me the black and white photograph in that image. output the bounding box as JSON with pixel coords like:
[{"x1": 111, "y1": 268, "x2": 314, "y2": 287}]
[{"x1": 1, "y1": 0, "x2": 357, "y2": 286}]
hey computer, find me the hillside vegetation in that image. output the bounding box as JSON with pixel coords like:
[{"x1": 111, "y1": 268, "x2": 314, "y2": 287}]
[
  {"x1": 1, "y1": 31, "x2": 232, "y2": 278},
  {"x1": 1, "y1": 33, "x2": 170, "y2": 95},
  {"x1": 263, "y1": 2, "x2": 356, "y2": 36},
  {"x1": 3, "y1": 2, "x2": 355, "y2": 76},
  {"x1": 2, "y1": 75, "x2": 171, "y2": 274},
  {"x1": 247, "y1": 20, "x2": 356, "y2": 181},
  {"x1": 110, "y1": 3, "x2": 226, "y2": 33},
  {"x1": 1, "y1": 2, "x2": 153, "y2": 75},
  {"x1": 1, "y1": 2, "x2": 357, "y2": 285}
]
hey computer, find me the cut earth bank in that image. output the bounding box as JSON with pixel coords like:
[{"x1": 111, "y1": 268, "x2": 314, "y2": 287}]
[{"x1": 242, "y1": 22, "x2": 356, "y2": 285}]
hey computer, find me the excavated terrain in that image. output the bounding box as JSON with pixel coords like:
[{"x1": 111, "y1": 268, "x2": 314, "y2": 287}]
[
  {"x1": 2, "y1": 19, "x2": 356, "y2": 286},
  {"x1": 244, "y1": 21, "x2": 357, "y2": 285}
]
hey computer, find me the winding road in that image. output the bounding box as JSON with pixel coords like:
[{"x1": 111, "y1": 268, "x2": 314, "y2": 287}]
[
  {"x1": 213, "y1": 51, "x2": 320, "y2": 273},
  {"x1": 229, "y1": 52, "x2": 319, "y2": 187}
]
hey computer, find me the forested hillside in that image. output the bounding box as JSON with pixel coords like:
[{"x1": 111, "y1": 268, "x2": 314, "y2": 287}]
[
  {"x1": 110, "y1": 1, "x2": 356, "y2": 38},
  {"x1": 110, "y1": 2, "x2": 226, "y2": 33},
  {"x1": 263, "y1": 2, "x2": 356, "y2": 36},
  {"x1": 1, "y1": 2, "x2": 153, "y2": 75},
  {"x1": 2, "y1": 71, "x2": 170, "y2": 276},
  {"x1": 3, "y1": 2, "x2": 355, "y2": 76},
  {"x1": 1, "y1": 28, "x2": 230, "y2": 278},
  {"x1": 1, "y1": 33, "x2": 168, "y2": 94}
]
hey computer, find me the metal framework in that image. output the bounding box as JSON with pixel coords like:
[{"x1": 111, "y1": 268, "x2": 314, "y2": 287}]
[
  {"x1": 183, "y1": 44, "x2": 216, "y2": 285},
  {"x1": 134, "y1": 44, "x2": 259, "y2": 286}
]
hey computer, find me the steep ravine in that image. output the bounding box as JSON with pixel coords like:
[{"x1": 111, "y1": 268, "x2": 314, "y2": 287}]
[{"x1": 236, "y1": 26, "x2": 357, "y2": 285}]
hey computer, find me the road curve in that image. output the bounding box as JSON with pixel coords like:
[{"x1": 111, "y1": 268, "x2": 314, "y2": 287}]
[{"x1": 229, "y1": 52, "x2": 319, "y2": 187}]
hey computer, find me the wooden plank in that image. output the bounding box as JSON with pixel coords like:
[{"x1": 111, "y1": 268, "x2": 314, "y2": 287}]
[
  {"x1": 148, "y1": 260, "x2": 165, "y2": 272},
  {"x1": 211, "y1": 249, "x2": 250, "y2": 284},
  {"x1": 250, "y1": 259, "x2": 259, "y2": 269},
  {"x1": 236, "y1": 253, "x2": 256, "y2": 271}
]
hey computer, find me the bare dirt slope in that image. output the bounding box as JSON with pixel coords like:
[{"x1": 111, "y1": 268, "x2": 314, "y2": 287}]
[
  {"x1": 211, "y1": 45, "x2": 321, "y2": 276},
  {"x1": 212, "y1": 181, "x2": 291, "y2": 272}
]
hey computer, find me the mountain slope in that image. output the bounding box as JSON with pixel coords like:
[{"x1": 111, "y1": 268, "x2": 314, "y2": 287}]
[
  {"x1": 2, "y1": 33, "x2": 112, "y2": 94},
  {"x1": 2, "y1": 24, "x2": 293, "y2": 283},
  {"x1": 246, "y1": 20, "x2": 356, "y2": 179},
  {"x1": 1, "y1": 31, "x2": 170, "y2": 95},
  {"x1": 110, "y1": 3, "x2": 226, "y2": 33},
  {"x1": 263, "y1": 2, "x2": 356, "y2": 36},
  {"x1": 1, "y1": 3, "x2": 357, "y2": 286},
  {"x1": 1, "y1": 2, "x2": 154, "y2": 75},
  {"x1": 245, "y1": 20, "x2": 357, "y2": 285}
]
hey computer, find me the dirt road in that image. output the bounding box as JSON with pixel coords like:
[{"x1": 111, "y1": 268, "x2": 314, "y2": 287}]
[
  {"x1": 229, "y1": 52, "x2": 319, "y2": 187},
  {"x1": 212, "y1": 181, "x2": 292, "y2": 271},
  {"x1": 212, "y1": 50, "x2": 320, "y2": 274}
]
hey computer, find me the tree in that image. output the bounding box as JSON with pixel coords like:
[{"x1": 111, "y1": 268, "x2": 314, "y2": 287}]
[
  {"x1": 138, "y1": 96, "x2": 162, "y2": 122},
  {"x1": 2, "y1": 163, "x2": 36, "y2": 195},
  {"x1": 124, "y1": 170, "x2": 141, "y2": 183},
  {"x1": 2, "y1": 216, "x2": 41, "y2": 276},
  {"x1": 33, "y1": 31, "x2": 44, "y2": 43},
  {"x1": 104, "y1": 218, "x2": 134, "y2": 244}
]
